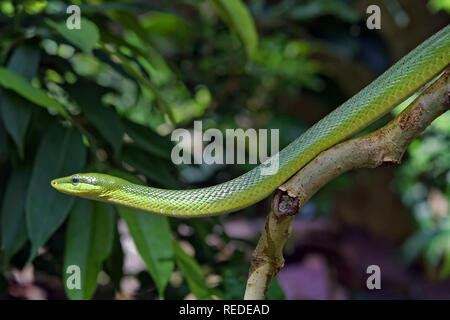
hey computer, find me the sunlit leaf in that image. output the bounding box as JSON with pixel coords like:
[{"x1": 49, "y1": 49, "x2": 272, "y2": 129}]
[
  {"x1": 99, "y1": 44, "x2": 176, "y2": 124},
  {"x1": 26, "y1": 125, "x2": 86, "y2": 261},
  {"x1": 23, "y1": 0, "x2": 48, "y2": 15},
  {"x1": 0, "y1": 67, "x2": 68, "y2": 118},
  {"x1": 428, "y1": 0, "x2": 450, "y2": 13},
  {"x1": 46, "y1": 18, "x2": 100, "y2": 54},
  {"x1": 63, "y1": 199, "x2": 115, "y2": 300},
  {"x1": 140, "y1": 12, "x2": 192, "y2": 47},
  {"x1": 432, "y1": 111, "x2": 450, "y2": 132}
]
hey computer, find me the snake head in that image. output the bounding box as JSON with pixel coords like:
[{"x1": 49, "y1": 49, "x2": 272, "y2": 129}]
[{"x1": 51, "y1": 173, "x2": 105, "y2": 199}]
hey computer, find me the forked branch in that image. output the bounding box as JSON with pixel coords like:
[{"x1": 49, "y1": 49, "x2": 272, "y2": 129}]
[{"x1": 244, "y1": 67, "x2": 450, "y2": 300}]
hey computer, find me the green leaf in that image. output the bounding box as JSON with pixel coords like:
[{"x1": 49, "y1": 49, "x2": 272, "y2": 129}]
[
  {"x1": 111, "y1": 170, "x2": 174, "y2": 298},
  {"x1": 100, "y1": 19, "x2": 171, "y2": 76},
  {"x1": 0, "y1": 119, "x2": 7, "y2": 163},
  {"x1": 66, "y1": 81, "x2": 124, "y2": 155},
  {"x1": 99, "y1": 44, "x2": 176, "y2": 124},
  {"x1": 120, "y1": 145, "x2": 178, "y2": 188},
  {"x1": 1, "y1": 165, "x2": 31, "y2": 264},
  {"x1": 103, "y1": 222, "x2": 124, "y2": 289},
  {"x1": 140, "y1": 12, "x2": 193, "y2": 47},
  {"x1": 79, "y1": 2, "x2": 157, "y2": 13},
  {"x1": 63, "y1": 199, "x2": 115, "y2": 300},
  {"x1": 221, "y1": 266, "x2": 246, "y2": 299},
  {"x1": 289, "y1": 0, "x2": 359, "y2": 23},
  {"x1": 266, "y1": 277, "x2": 286, "y2": 300},
  {"x1": 109, "y1": 11, "x2": 153, "y2": 48},
  {"x1": 1, "y1": 91, "x2": 33, "y2": 159},
  {"x1": 427, "y1": 0, "x2": 450, "y2": 13},
  {"x1": 118, "y1": 206, "x2": 174, "y2": 298},
  {"x1": 402, "y1": 230, "x2": 435, "y2": 265},
  {"x1": 123, "y1": 120, "x2": 172, "y2": 160},
  {"x1": 7, "y1": 43, "x2": 41, "y2": 80},
  {"x1": 0, "y1": 44, "x2": 40, "y2": 158},
  {"x1": 26, "y1": 125, "x2": 86, "y2": 261},
  {"x1": 0, "y1": 67, "x2": 68, "y2": 118},
  {"x1": 173, "y1": 240, "x2": 211, "y2": 299},
  {"x1": 208, "y1": 0, "x2": 258, "y2": 59},
  {"x1": 46, "y1": 18, "x2": 100, "y2": 54},
  {"x1": 424, "y1": 230, "x2": 450, "y2": 279},
  {"x1": 439, "y1": 243, "x2": 450, "y2": 279}
]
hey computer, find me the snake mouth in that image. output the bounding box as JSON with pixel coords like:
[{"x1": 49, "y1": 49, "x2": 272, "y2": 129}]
[
  {"x1": 51, "y1": 178, "x2": 73, "y2": 194},
  {"x1": 51, "y1": 178, "x2": 63, "y2": 189}
]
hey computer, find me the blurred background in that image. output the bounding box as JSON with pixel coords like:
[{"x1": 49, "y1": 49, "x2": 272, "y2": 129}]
[{"x1": 0, "y1": 0, "x2": 449, "y2": 300}]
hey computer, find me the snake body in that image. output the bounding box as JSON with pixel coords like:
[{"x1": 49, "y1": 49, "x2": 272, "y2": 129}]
[{"x1": 52, "y1": 25, "x2": 450, "y2": 217}]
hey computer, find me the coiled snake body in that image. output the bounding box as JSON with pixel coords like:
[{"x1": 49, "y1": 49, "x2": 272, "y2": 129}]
[{"x1": 52, "y1": 26, "x2": 450, "y2": 218}]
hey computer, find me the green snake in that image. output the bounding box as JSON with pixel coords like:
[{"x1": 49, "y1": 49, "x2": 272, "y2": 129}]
[{"x1": 52, "y1": 25, "x2": 450, "y2": 218}]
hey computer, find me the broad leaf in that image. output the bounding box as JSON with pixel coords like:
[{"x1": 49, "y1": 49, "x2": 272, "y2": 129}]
[
  {"x1": 1, "y1": 44, "x2": 41, "y2": 158},
  {"x1": 7, "y1": 43, "x2": 41, "y2": 79},
  {"x1": 289, "y1": 0, "x2": 359, "y2": 23},
  {"x1": 266, "y1": 277, "x2": 286, "y2": 300},
  {"x1": 111, "y1": 170, "x2": 174, "y2": 298},
  {"x1": 26, "y1": 125, "x2": 86, "y2": 261},
  {"x1": 173, "y1": 240, "x2": 211, "y2": 299},
  {"x1": 63, "y1": 199, "x2": 115, "y2": 300},
  {"x1": 0, "y1": 119, "x2": 7, "y2": 163},
  {"x1": 123, "y1": 120, "x2": 172, "y2": 160},
  {"x1": 78, "y1": 2, "x2": 157, "y2": 13},
  {"x1": 1, "y1": 91, "x2": 34, "y2": 159},
  {"x1": 1, "y1": 165, "x2": 31, "y2": 263},
  {"x1": 66, "y1": 81, "x2": 124, "y2": 155},
  {"x1": 103, "y1": 222, "x2": 124, "y2": 289},
  {"x1": 120, "y1": 145, "x2": 178, "y2": 188},
  {"x1": 46, "y1": 18, "x2": 100, "y2": 54},
  {"x1": 208, "y1": 0, "x2": 258, "y2": 59},
  {"x1": 0, "y1": 67, "x2": 68, "y2": 118}
]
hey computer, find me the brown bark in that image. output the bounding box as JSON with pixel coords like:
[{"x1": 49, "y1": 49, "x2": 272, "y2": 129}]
[{"x1": 244, "y1": 68, "x2": 450, "y2": 300}]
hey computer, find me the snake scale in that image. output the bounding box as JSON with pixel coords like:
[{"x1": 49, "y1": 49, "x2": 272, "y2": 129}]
[{"x1": 52, "y1": 25, "x2": 450, "y2": 218}]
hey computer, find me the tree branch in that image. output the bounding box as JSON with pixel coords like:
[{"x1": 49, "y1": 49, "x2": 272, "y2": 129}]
[{"x1": 244, "y1": 67, "x2": 450, "y2": 300}]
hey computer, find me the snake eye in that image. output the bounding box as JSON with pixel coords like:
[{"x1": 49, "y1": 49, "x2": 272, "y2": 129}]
[{"x1": 72, "y1": 176, "x2": 79, "y2": 186}]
